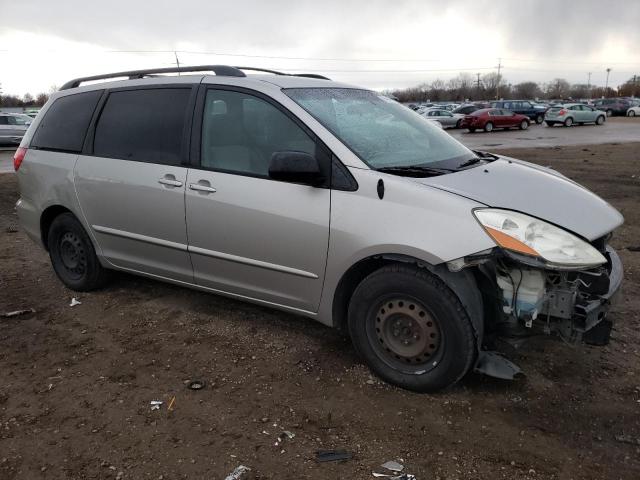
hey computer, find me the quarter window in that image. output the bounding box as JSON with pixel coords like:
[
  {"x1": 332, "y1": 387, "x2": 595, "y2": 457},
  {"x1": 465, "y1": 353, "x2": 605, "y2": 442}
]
[
  {"x1": 31, "y1": 90, "x2": 102, "y2": 152},
  {"x1": 201, "y1": 89, "x2": 315, "y2": 177},
  {"x1": 93, "y1": 88, "x2": 191, "y2": 165}
]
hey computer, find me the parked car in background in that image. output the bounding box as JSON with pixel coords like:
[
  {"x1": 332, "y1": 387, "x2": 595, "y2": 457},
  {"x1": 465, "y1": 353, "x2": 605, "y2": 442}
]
[
  {"x1": 0, "y1": 113, "x2": 30, "y2": 145},
  {"x1": 420, "y1": 108, "x2": 464, "y2": 128},
  {"x1": 592, "y1": 98, "x2": 631, "y2": 117},
  {"x1": 452, "y1": 104, "x2": 481, "y2": 115},
  {"x1": 490, "y1": 100, "x2": 547, "y2": 124},
  {"x1": 460, "y1": 108, "x2": 530, "y2": 132},
  {"x1": 545, "y1": 104, "x2": 606, "y2": 127},
  {"x1": 627, "y1": 105, "x2": 640, "y2": 117}
]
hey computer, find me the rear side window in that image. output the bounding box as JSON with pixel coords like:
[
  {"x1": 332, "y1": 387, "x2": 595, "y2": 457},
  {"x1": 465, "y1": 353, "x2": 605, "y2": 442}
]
[
  {"x1": 31, "y1": 90, "x2": 102, "y2": 152},
  {"x1": 93, "y1": 88, "x2": 191, "y2": 165}
]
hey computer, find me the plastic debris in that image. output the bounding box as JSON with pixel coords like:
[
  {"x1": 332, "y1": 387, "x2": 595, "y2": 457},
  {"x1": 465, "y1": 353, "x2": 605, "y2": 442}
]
[
  {"x1": 315, "y1": 449, "x2": 353, "y2": 463},
  {"x1": 69, "y1": 298, "x2": 82, "y2": 307},
  {"x1": 373, "y1": 474, "x2": 416, "y2": 480},
  {"x1": 150, "y1": 400, "x2": 163, "y2": 411},
  {"x1": 187, "y1": 380, "x2": 205, "y2": 390},
  {"x1": 381, "y1": 461, "x2": 404, "y2": 472},
  {"x1": 224, "y1": 465, "x2": 251, "y2": 480},
  {"x1": 1, "y1": 308, "x2": 35, "y2": 318}
]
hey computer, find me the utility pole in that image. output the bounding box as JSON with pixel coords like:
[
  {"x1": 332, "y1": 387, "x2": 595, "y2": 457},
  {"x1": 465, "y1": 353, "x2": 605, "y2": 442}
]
[
  {"x1": 476, "y1": 72, "x2": 481, "y2": 98},
  {"x1": 605, "y1": 68, "x2": 611, "y2": 96},
  {"x1": 587, "y1": 72, "x2": 592, "y2": 99},
  {"x1": 496, "y1": 58, "x2": 502, "y2": 100}
]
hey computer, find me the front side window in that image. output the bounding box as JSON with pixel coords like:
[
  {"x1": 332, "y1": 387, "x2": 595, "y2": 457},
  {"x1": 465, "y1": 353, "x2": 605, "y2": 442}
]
[
  {"x1": 201, "y1": 89, "x2": 315, "y2": 177},
  {"x1": 93, "y1": 88, "x2": 191, "y2": 165},
  {"x1": 285, "y1": 88, "x2": 472, "y2": 169}
]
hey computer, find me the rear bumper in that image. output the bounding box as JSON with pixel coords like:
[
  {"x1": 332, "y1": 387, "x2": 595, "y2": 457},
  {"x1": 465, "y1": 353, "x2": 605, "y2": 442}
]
[{"x1": 16, "y1": 197, "x2": 44, "y2": 248}]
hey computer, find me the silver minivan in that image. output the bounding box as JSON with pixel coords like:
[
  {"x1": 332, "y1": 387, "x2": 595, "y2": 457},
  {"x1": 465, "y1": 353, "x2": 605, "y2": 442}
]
[{"x1": 15, "y1": 66, "x2": 623, "y2": 392}]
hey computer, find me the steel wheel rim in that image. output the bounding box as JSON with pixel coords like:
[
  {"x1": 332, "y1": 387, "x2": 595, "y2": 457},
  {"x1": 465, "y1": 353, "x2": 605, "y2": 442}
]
[
  {"x1": 368, "y1": 297, "x2": 443, "y2": 373},
  {"x1": 59, "y1": 231, "x2": 87, "y2": 279}
]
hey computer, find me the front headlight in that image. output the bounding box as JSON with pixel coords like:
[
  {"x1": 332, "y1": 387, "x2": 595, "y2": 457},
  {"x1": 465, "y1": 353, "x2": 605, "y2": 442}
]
[{"x1": 473, "y1": 208, "x2": 607, "y2": 268}]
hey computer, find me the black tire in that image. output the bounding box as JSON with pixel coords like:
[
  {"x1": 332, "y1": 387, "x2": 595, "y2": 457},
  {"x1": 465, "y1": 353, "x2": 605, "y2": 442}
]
[
  {"x1": 456, "y1": 119, "x2": 462, "y2": 129},
  {"x1": 47, "y1": 212, "x2": 109, "y2": 291},
  {"x1": 564, "y1": 117, "x2": 573, "y2": 127},
  {"x1": 484, "y1": 122, "x2": 494, "y2": 132},
  {"x1": 468, "y1": 128, "x2": 475, "y2": 133},
  {"x1": 545, "y1": 121, "x2": 555, "y2": 127},
  {"x1": 596, "y1": 115, "x2": 605, "y2": 125},
  {"x1": 535, "y1": 114, "x2": 544, "y2": 124},
  {"x1": 629, "y1": 110, "x2": 636, "y2": 117},
  {"x1": 519, "y1": 120, "x2": 529, "y2": 130},
  {"x1": 347, "y1": 264, "x2": 476, "y2": 392},
  {"x1": 606, "y1": 109, "x2": 613, "y2": 117}
]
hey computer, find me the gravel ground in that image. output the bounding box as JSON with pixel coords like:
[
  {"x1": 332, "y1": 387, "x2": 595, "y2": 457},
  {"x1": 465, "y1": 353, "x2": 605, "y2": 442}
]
[{"x1": 0, "y1": 142, "x2": 639, "y2": 480}]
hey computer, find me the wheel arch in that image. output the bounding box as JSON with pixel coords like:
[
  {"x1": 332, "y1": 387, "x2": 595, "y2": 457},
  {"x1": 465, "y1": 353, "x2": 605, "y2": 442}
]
[
  {"x1": 331, "y1": 253, "x2": 484, "y2": 348},
  {"x1": 40, "y1": 205, "x2": 73, "y2": 251}
]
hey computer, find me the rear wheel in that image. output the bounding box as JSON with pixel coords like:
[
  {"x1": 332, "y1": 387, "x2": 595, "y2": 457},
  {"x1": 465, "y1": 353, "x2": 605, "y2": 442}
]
[
  {"x1": 564, "y1": 117, "x2": 573, "y2": 127},
  {"x1": 484, "y1": 122, "x2": 494, "y2": 132},
  {"x1": 629, "y1": 110, "x2": 636, "y2": 117},
  {"x1": 47, "y1": 213, "x2": 110, "y2": 291},
  {"x1": 348, "y1": 264, "x2": 476, "y2": 392},
  {"x1": 535, "y1": 114, "x2": 544, "y2": 124},
  {"x1": 456, "y1": 119, "x2": 462, "y2": 128},
  {"x1": 468, "y1": 128, "x2": 476, "y2": 133},
  {"x1": 519, "y1": 120, "x2": 529, "y2": 130},
  {"x1": 596, "y1": 115, "x2": 605, "y2": 125}
]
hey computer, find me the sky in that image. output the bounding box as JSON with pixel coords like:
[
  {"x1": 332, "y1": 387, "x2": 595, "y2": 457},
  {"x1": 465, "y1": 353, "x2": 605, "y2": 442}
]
[{"x1": 1, "y1": 0, "x2": 639, "y2": 96}]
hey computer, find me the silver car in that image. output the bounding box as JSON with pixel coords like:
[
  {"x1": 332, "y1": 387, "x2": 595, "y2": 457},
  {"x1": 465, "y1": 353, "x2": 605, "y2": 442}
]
[
  {"x1": 420, "y1": 108, "x2": 464, "y2": 128},
  {"x1": 15, "y1": 66, "x2": 623, "y2": 392},
  {"x1": 0, "y1": 113, "x2": 30, "y2": 145},
  {"x1": 545, "y1": 103, "x2": 606, "y2": 127}
]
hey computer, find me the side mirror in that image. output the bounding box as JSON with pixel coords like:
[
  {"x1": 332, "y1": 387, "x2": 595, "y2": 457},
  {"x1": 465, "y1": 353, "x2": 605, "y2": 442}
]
[{"x1": 269, "y1": 151, "x2": 324, "y2": 186}]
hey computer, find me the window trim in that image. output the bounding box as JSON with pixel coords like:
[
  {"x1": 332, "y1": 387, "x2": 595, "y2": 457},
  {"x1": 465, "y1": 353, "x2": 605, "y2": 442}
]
[
  {"x1": 190, "y1": 84, "x2": 357, "y2": 191},
  {"x1": 85, "y1": 84, "x2": 198, "y2": 166}
]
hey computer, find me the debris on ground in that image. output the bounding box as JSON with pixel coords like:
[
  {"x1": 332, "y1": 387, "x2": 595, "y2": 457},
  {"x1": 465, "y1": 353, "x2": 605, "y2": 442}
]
[
  {"x1": 315, "y1": 449, "x2": 353, "y2": 463},
  {"x1": 5, "y1": 226, "x2": 18, "y2": 233},
  {"x1": 167, "y1": 396, "x2": 176, "y2": 412},
  {"x1": 187, "y1": 380, "x2": 205, "y2": 390},
  {"x1": 615, "y1": 434, "x2": 640, "y2": 445},
  {"x1": 380, "y1": 460, "x2": 404, "y2": 472},
  {"x1": 149, "y1": 400, "x2": 163, "y2": 411},
  {"x1": 1, "y1": 308, "x2": 35, "y2": 318},
  {"x1": 224, "y1": 465, "x2": 251, "y2": 480},
  {"x1": 274, "y1": 430, "x2": 295, "y2": 447},
  {"x1": 69, "y1": 298, "x2": 82, "y2": 307}
]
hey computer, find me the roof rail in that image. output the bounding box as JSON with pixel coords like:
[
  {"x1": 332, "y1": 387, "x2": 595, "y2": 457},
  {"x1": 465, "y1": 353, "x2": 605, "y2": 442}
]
[
  {"x1": 60, "y1": 65, "x2": 332, "y2": 90},
  {"x1": 59, "y1": 65, "x2": 246, "y2": 90}
]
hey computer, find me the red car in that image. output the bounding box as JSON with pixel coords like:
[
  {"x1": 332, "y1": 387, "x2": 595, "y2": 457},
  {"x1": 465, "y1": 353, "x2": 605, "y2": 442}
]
[{"x1": 460, "y1": 108, "x2": 530, "y2": 133}]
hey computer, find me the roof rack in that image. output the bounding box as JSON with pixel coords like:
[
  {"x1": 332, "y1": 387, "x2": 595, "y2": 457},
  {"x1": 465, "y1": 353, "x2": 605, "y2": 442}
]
[{"x1": 60, "y1": 65, "x2": 331, "y2": 90}]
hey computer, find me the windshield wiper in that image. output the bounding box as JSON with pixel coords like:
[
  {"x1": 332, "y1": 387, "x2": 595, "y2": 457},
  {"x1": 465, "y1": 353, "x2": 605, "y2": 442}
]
[
  {"x1": 377, "y1": 165, "x2": 454, "y2": 177},
  {"x1": 456, "y1": 150, "x2": 500, "y2": 169},
  {"x1": 456, "y1": 157, "x2": 483, "y2": 169}
]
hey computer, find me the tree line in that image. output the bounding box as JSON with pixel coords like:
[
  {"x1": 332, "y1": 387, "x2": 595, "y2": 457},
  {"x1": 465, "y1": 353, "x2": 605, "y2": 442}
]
[
  {"x1": 0, "y1": 92, "x2": 50, "y2": 108},
  {"x1": 390, "y1": 73, "x2": 640, "y2": 103}
]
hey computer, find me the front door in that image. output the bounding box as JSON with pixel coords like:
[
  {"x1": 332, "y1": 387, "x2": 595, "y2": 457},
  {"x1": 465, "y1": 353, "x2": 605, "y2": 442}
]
[
  {"x1": 75, "y1": 87, "x2": 195, "y2": 282},
  {"x1": 185, "y1": 87, "x2": 330, "y2": 312}
]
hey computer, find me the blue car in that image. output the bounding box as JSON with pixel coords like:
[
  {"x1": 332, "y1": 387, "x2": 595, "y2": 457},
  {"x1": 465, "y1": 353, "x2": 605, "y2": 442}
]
[{"x1": 490, "y1": 100, "x2": 548, "y2": 124}]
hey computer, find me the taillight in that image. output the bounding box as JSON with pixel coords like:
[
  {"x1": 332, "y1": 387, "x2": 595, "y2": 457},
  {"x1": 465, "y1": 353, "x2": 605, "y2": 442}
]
[
  {"x1": 13, "y1": 147, "x2": 27, "y2": 171},
  {"x1": 558, "y1": 109, "x2": 567, "y2": 116}
]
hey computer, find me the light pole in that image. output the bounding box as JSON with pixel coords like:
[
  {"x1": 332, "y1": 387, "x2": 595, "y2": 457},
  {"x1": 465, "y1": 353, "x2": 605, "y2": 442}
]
[{"x1": 605, "y1": 68, "x2": 611, "y2": 97}]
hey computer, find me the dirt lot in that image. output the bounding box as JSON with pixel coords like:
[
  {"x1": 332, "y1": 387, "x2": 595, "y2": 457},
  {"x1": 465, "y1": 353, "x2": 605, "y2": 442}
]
[{"x1": 1, "y1": 143, "x2": 639, "y2": 480}]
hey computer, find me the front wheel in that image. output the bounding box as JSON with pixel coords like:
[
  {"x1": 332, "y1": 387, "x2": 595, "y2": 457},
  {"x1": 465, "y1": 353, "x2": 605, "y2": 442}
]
[
  {"x1": 596, "y1": 115, "x2": 605, "y2": 125},
  {"x1": 484, "y1": 122, "x2": 494, "y2": 132},
  {"x1": 535, "y1": 114, "x2": 544, "y2": 124},
  {"x1": 564, "y1": 117, "x2": 573, "y2": 127},
  {"x1": 629, "y1": 110, "x2": 636, "y2": 117},
  {"x1": 519, "y1": 120, "x2": 529, "y2": 130},
  {"x1": 348, "y1": 264, "x2": 476, "y2": 392},
  {"x1": 48, "y1": 213, "x2": 110, "y2": 291}
]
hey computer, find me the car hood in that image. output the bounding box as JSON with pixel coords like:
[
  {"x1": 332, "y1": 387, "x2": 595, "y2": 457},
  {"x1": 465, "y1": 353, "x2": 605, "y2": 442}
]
[{"x1": 416, "y1": 158, "x2": 623, "y2": 241}]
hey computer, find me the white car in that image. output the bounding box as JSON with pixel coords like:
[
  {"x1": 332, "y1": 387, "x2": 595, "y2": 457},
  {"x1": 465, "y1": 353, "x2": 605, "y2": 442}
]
[{"x1": 627, "y1": 106, "x2": 640, "y2": 117}]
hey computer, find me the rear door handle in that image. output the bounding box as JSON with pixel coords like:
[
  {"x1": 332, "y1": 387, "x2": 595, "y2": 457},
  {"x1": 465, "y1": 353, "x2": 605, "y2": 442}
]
[
  {"x1": 158, "y1": 177, "x2": 183, "y2": 187},
  {"x1": 189, "y1": 183, "x2": 217, "y2": 193}
]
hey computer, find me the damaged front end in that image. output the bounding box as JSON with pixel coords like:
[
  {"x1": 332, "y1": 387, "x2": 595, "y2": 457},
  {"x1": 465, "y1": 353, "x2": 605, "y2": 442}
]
[{"x1": 447, "y1": 208, "x2": 624, "y2": 379}]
